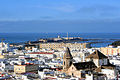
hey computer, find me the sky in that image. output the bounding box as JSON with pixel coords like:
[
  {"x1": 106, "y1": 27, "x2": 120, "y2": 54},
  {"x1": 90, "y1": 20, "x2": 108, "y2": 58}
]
[{"x1": 0, "y1": 0, "x2": 120, "y2": 33}]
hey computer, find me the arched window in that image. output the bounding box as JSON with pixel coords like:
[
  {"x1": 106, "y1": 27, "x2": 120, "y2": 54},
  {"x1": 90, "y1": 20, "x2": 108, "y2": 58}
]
[
  {"x1": 72, "y1": 73, "x2": 74, "y2": 76},
  {"x1": 72, "y1": 67, "x2": 74, "y2": 70}
]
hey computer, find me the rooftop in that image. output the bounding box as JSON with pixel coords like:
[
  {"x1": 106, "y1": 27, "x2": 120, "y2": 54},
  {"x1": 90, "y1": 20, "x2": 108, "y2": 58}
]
[
  {"x1": 86, "y1": 50, "x2": 108, "y2": 59},
  {"x1": 73, "y1": 61, "x2": 97, "y2": 70},
  {"x1": 63, "y1": 47, "x2": 73, "y2": 59},
  {"x1": 28, "y1": 52, "x2": 53, "y2": 54}
]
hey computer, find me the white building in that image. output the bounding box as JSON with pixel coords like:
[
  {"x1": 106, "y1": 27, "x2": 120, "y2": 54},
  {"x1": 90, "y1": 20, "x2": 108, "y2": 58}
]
[
  {"x1": 26, "y1": 52, "x2": 54, "y2": 59},
  {"x1": 0, "y1": 42, "x2": 9, "y2": 53}
]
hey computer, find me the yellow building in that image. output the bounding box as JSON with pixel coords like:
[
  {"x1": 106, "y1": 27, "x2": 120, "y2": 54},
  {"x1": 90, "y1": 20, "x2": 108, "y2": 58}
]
[
  {"x1": 14, "y1": 64, "x2": 38, "y2": 74},
  {"x1": 100, "y1": 47, "x2": 120, "y2": 55},
  {"x1": 0, "y1": 53, "x2": 8, "y2": 59},
  {"x1": 0, "y1": 55, "x2": 4, "y2": 59},
  {"x1": 39, "y1": 43, "x2": 90, "y2": 50}
]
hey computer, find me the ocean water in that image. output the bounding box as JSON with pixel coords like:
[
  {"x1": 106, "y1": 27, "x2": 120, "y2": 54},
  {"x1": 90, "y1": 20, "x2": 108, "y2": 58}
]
[{"x1": 0, "y1": 33, "x2": 120, "y2": 47}]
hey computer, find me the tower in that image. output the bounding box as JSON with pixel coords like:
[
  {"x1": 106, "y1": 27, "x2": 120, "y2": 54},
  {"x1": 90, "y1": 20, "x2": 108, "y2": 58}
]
[
  {"x1": 63, "y1": 47, "x2": 73, "y2": 70},
  {"x1": 67, "y1": 32, "x2": 69, "y2": 40}
]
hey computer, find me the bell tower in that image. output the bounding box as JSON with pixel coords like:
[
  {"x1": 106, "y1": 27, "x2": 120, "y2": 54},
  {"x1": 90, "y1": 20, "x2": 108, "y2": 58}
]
[{"x1": 63, "y1": 47, "x2": 73, "y2": 70}]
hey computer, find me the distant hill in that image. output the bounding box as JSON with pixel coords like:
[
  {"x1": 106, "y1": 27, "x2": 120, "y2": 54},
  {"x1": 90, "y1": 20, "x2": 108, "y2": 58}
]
[{"x1": 111, "y1": 40, "x2": 120, "y2": 47}]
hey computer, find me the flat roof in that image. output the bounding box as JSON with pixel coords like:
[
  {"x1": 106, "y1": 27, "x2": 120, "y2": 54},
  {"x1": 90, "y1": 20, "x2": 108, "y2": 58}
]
[{"x1": 28, "y1": 52, "x2": 53, "y2": 54}]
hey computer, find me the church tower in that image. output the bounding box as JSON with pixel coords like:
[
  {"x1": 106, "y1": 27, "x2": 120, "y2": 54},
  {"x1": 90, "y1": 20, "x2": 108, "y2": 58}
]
[{"x1": 63, "y1": 47, "x2": 73, "y2": 70}]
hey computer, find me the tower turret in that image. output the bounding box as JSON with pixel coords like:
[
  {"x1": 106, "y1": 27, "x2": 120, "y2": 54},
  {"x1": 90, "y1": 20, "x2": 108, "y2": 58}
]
[{"x1": 63, "y1": 47, "x2": 73, "y2": 70}]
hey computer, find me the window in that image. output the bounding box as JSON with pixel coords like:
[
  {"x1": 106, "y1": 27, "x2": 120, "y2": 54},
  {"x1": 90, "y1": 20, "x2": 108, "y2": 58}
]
[
  {"x1": 72, "y1": 73, "x2": 74, "y2": 76},
  {"x1": 72, "y1": 67, "x2": 74, "y2": 70},
  {"x1": 64, "y1": 61, "x2": 65, "y2": 65}
]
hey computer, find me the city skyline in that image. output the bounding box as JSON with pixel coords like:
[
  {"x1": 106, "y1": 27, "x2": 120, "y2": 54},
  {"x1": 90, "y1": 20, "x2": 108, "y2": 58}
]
[{"x1": 0, "y1": 1, "x2": 120, "y2": 79}]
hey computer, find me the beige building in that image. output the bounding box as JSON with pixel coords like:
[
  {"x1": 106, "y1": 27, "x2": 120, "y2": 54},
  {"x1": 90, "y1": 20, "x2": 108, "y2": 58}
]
[
  {"x1": 67, "y1": 62, "x2": 96, "y2": 78},
  {"x1": 85, "y1": 50, "x2": 108, "y2": 67},
  {"x1": 63, "y1": 47, "x2": 73, "y2": 70},
  {"x1": 63, "y1": 48, "x2": 116, "y2": 79},
  {"x1": 62, "y1": 47, "x2": 96, "y2": 78},
  {"x1": 39, "y1": 42, "x2": 90, "y2": 50},
  {"x1": 14, "y1": 64, "x2": 38, "y2": 73},
  {"x1": 100, "y1": 47, "x2": 120, "y2": 55}
]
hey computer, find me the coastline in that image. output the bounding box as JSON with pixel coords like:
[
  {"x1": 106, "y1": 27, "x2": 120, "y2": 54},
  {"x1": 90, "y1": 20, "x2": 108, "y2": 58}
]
[{"x1": 0, "y1": 33, "x2": 120, "y2": 47}]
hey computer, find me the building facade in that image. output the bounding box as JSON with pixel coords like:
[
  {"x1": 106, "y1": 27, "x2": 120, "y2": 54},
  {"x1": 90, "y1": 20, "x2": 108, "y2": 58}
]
[
  {"x1": 63, "y1": 48, "x2": 117, "y2": 79},
  {"x1": 100, "y1": 47, "x2": 120, "y2": 56},
  {"x1": 26, "y1": 52, "x2": 54, "y2": 59},
  {"x1": 85, "y1": 50, "x2": 108, "y2": 67},
  {"x1": 39, "y1": 42, "x2": 90, "y2": 51},
  {"x1": 14, "y1": 64, "x2": 38, "y2": 73},
  {"x1": 63, "y1": 47, "x2": 73, "y2": 70}
]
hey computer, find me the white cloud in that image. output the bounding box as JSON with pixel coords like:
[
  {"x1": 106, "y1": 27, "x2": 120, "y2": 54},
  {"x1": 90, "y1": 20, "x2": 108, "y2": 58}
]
[{"x1": 32, "y1": 4, "x2": 76, "y2": 12}]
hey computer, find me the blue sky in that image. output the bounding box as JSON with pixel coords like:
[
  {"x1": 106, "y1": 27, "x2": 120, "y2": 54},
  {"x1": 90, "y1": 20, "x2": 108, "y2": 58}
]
[{"x1": 0, "y1": 0, "x2": 120, "y2": 33}]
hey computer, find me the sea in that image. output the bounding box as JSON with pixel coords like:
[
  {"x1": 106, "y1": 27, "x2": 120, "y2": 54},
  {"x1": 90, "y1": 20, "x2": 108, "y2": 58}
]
[{"x1": 0, "y1": 33, "x2": 120, "y2": 48}]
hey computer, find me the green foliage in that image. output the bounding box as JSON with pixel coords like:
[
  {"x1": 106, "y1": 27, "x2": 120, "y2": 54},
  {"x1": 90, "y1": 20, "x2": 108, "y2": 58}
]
[{"x1": 111, "y1": 41, "x2": 120, "y2": 47}]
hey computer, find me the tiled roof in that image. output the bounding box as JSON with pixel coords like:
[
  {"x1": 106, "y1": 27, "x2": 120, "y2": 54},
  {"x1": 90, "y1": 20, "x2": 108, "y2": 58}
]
[
  {"x1": 95, "y1": 67, "x2": 102, "y2": 72},
  {"x1": 29, "y1": 52, "x2": 53, "y2": 54},
  {"x1": 95, "y1": 62, "x2": 115, "y2": 72},
  {"x1": 86, "y1": 50, "x2": 108, "y2": 59},
  {"x1": 73, "y1": 61, "x2": 97, "y2": 70},
  {"x1": 101, "y1": 62, "x2": 115, "y2": 69}
]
